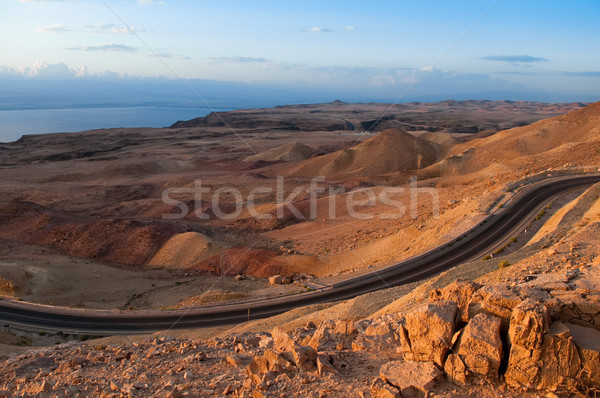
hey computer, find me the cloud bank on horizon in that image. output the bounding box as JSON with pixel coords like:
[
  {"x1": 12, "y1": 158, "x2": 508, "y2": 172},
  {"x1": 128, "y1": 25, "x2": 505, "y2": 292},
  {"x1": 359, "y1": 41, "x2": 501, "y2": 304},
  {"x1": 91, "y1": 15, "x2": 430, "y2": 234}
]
[{"x1": 1, "y1": 0, "x2": 599, "y2": 101}]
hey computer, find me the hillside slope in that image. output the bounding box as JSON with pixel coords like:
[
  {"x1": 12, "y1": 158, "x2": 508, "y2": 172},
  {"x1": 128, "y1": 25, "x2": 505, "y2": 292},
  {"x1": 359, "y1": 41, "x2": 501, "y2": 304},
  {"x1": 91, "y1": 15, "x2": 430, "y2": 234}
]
[
  {"x1": 426, "y1": 101, "x2": 600, "y2": 177},
  {"x1": 287, "y1": 129, "x2": 443, "y2": 178}
]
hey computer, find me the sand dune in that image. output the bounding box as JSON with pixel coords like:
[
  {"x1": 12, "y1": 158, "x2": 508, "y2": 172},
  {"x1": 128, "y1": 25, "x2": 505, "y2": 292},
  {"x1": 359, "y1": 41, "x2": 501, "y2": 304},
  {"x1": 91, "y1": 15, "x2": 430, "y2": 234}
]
[{"x1": 287, "y1": 129, "x2": 442, "y2": 178}]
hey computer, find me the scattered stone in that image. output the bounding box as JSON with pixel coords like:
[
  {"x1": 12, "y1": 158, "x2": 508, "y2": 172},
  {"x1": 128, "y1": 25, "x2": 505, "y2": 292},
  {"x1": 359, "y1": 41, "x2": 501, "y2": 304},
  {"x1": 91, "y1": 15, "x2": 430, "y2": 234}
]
[
  {"x1": 316, "y1": 354, "x2": 340, "y2": 377},
  {"x1": 269, "y1": 275, "x2": 283, "y2": 285},
  {"x1": 110, "y1": 380, "x2": 122, "y2": 392},
  {"x1": 308, "y1": 319, "x2": 357, "y2": 351},
  {"x1": 225, "y1": 354, "x2": 248, "y2": 367},
  {"x1": 263, "y1": 349, "x2": 295, "y2": 373},
  {"x1": 259, "y1": 336, "x2": 273, "y2": 349},
  {"x1": 34, "y1": 380, "x2": 51, "y2": 393},
  {"x1": 444, "y1": 353, "x2": 467, "y2": 385},
  {"x1": 380, "y1": 360, "x2": 443, "y2": 398},
  {"x1": 272, "y1": 327, "x2": 317, "y2": 371},
  {"x1": 370, "y1": 377, "x2": 401, "y2": 398}
]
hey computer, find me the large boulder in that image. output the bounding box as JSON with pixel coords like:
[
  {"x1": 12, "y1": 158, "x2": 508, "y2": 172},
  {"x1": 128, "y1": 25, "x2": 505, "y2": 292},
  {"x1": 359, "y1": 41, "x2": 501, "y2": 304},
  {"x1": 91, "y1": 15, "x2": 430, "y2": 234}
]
[
  {"x1": 504, "y1": 299, "x2": 550, "y2": 388},
  {"x1": 566, "y1": 322, "x2": 600, "y2": 389},
  {"x1": 445, "y1": 313, "x2": 503, "y2": 384},
  {"x1": 403, "y1": 301, "x2": 457, "y2": 366},
  {"x1": 380, "y1": 360, "x2": 443, "y2": 398},
  {"x1": 538, "y1": 322, "x2": 581, "y2": 390},
  {"x1": 468, "y1": 285, "x2": 521, "y2": 332},
  {"x1": 429, "y1": 279, "x2": 482, "y2": 323}
]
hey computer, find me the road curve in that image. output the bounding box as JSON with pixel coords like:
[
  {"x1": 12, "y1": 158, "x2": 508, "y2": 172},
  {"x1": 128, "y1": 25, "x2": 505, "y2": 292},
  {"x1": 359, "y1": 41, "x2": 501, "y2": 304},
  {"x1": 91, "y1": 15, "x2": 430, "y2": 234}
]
[{"x1": 1, "y1": 173, "x2": 599, "y2": 334}]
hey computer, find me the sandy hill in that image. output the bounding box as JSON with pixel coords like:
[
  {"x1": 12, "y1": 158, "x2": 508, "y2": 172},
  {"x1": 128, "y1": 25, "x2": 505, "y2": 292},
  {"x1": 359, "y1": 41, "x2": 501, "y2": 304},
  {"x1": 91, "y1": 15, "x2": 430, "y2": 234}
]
[
  {"x1": 287, "y1": 129, "x2": 443, "y2": 178},
  {"x1": 414, "y1": 131, "x2": 461, "y2": 148},
  {"x1": 243, "y1": 142, "x2": 313, "y2": 163},
  {"x1": 148, "y1": 232, "x2": 223, "y2": 268},
  {"x1": 425, "y1": 101, "x2": 600, "y2": 177}
]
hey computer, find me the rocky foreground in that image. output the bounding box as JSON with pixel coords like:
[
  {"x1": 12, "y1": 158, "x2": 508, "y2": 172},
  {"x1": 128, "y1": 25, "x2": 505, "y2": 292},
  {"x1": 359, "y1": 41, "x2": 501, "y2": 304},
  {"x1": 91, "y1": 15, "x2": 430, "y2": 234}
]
[{"x1": 1, "y1": 258, "x2": 599, "y2": 397}]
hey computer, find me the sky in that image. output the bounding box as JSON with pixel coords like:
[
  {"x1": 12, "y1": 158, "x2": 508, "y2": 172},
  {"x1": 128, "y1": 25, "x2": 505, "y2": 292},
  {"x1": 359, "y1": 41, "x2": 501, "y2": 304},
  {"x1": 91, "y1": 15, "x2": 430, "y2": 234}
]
[{"x1": 1, "y1": 0, "x2": 599, "y2": 103}]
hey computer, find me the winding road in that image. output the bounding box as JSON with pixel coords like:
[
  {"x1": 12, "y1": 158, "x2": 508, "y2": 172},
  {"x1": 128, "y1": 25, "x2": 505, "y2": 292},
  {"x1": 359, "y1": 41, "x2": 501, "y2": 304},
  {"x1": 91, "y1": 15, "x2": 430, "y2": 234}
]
[{"x1": 1, "y1": 173, "x2": 599, "y2": 335}]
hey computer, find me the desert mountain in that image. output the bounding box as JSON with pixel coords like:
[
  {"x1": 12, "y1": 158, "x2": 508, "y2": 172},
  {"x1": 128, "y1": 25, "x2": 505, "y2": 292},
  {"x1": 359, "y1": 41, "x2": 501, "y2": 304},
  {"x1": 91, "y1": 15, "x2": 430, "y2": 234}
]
[
  {"x1": 414, "y1": 131, "x2": 461, "y2": 148},
  {"x1": 287, "y1": 129, "x2": 443, "y2": 178},
  {"x1": 427, "y1": 101, "x2": 600, "y2": 177},
  {"x1": 243, "y1": 141, "x2": 313, "y2": 163}
]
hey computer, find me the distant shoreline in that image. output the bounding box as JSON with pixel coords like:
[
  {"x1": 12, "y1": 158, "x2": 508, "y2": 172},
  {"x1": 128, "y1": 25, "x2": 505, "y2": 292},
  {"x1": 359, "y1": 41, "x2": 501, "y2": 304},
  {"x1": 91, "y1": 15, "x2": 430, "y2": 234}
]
[{"x1": 0, "y1": 106, "x2": 231, "y2": 143}]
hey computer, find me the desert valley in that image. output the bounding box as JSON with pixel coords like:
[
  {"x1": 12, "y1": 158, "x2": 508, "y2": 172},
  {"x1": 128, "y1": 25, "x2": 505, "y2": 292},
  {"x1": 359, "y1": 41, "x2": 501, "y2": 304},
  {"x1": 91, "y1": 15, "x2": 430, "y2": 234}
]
[{"x1": 0, "y1": 99, "x2": 599, "y2": 397}]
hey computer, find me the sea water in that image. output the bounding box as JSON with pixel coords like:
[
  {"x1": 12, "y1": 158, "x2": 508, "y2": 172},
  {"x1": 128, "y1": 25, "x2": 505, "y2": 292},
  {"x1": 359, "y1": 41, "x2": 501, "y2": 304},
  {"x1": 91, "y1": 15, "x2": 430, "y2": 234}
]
[{"x1": 0, "y1": 106, "x2": 230, "y2": 143}]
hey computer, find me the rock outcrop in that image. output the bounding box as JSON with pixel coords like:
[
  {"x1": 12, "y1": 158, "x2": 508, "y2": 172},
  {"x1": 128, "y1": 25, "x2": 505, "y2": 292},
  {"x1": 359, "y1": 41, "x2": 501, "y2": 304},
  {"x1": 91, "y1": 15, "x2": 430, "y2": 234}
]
[
  {"x1": 403, "y1": 301, "x2": 457, "y2": 366},
  {"x1": 445, "y1": 313, "x2": 503, "y2": 384},
  {"x1": 430, "y1": 279, "x2": 482, "y2": 323},
  {"x1": 504, "y1": 299, "x2": 550, "y2": 388}
]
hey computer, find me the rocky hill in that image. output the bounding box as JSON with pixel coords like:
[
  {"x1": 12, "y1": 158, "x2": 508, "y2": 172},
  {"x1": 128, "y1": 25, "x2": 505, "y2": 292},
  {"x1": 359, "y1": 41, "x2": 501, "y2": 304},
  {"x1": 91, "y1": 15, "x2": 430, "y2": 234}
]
[
  {"x1": 425, "y1": 101, "x2": 600, "y2": 179},
  {"x1": 287, "y1": 129, "x2": 442, "y2": 178}
]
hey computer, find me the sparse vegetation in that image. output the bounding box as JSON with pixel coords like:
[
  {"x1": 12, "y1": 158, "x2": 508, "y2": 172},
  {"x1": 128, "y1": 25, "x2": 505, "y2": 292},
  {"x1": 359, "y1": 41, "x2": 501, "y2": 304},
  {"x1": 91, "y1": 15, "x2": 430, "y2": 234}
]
[
  {"x1": 498, "y1": 260, "x2": 511, "y2": 269},
  {"x1": 536, "y1": 209, "x2": 546, "y2": 220}
]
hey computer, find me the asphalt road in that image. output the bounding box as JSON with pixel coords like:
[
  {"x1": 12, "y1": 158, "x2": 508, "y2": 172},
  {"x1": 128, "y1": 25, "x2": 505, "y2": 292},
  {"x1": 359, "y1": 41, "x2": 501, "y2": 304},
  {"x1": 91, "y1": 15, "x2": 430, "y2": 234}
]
[{"x1": 1, "y1": 173, "x2": 599, "y2": 334}]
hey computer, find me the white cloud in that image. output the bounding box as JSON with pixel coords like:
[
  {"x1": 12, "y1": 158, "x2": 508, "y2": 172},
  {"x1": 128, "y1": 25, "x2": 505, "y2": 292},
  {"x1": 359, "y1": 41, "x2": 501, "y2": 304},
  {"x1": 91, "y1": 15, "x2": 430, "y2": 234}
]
[
  {"x1": 482, "y1": 55, "x2": 549, "y2": 63},
  {"x1": 308, "y1": 27, "x2": 333, "y2": 33},
  {"x1": 10, "y1": 62, "x2": 78, "y2": 79},
  {"x1": 37, "y1": 24, "x2": 71, "y2": 34},
  {"x1": 147, "y1": 52, "x2": 191, "y2": 60},
  {"x1": 0, "y1": 62, "x2": 128, "y2": 80},
  {"x1": 346, "y1": 26, "x2": 356, "y2": 31},
  {"x1": 19, "y1": 0, "x2": 63, "y2": 2},
  {"x1": 67, "y1": 43, "x2": 137, "y2": 52},
  {"x1": 206, "y1": 56, "x2": 271, "y2": 64},
  {"x1": 87, "y1": 23, "x2": 136, "y2": 35}
]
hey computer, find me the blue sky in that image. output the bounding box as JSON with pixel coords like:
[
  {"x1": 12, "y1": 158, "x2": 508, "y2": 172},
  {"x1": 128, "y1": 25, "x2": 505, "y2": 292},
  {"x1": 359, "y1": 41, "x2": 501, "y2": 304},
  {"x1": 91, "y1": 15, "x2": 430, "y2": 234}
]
[{"x1": 1, "y1": 0, "x2": 599, "y2": 101}]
